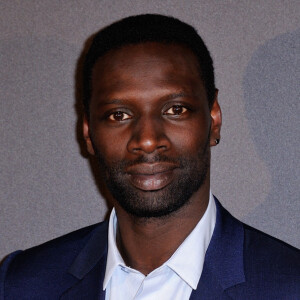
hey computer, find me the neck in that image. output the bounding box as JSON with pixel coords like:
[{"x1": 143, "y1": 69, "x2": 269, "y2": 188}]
[{"x1": 114, "y1": 183, "x2": 210, "y2": 275}]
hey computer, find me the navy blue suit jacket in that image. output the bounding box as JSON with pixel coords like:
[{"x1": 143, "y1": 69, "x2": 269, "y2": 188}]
[{"x1": 1, "y1": 199, "x2": 299, "y2": 299}]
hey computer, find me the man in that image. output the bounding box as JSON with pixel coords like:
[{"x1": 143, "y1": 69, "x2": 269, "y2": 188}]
[{"x1": 0, "y1": 14, "x2": 299, "y2": 299}]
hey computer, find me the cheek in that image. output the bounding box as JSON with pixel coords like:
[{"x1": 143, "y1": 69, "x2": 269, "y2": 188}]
[
  {"x1": 169, "y1": 132, "x2": 204, "y2": 154},
  {"x1": 166, "y1": 119, "x2": 210, "y2": 153},
  {"x1": 90, "y1": 125, "x2": 130, "y2": 160}
]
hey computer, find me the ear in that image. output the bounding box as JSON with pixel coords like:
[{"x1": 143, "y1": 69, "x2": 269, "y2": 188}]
[
  {"x1": 209, "y1": 90, "x2": 222, "y2": 147},
  {"x1": 83, "y1": 115, "x2": 95, "y2": 155}
]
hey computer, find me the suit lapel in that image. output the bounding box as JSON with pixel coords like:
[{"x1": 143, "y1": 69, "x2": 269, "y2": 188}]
[
  {"x1": 60, "y1": 222, "x2": 109, "y2": 300},
  {"x1": 190, "y1": 198, "x2": 245, "y2": 299}
]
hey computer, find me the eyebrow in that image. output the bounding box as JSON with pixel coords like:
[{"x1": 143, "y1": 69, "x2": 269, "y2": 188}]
[
  {"x1": 97, "y1": 91, "x2": 190, "y2": 107},
  {"x1": 95, "y1": 99, "x2": 124, "y2": 107},
  {"x1": 164, "y1": 91, "x2": 190, "y2": 100},
  {"x1": 101, "y1": 99, "x2": 123, "y2": 105}
]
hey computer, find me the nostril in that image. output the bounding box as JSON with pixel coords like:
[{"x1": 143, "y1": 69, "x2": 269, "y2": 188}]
[
  {"x1": 127, "y1": 136, "x2": 170, "y2": 154},
  {"x1": 157, "y1": 145, "x2": 166, "y2": 150}
]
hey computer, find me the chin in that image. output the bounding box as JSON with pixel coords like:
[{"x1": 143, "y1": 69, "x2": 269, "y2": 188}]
[{"x1": 108, "y1": 169, "x2": 208, "y2": 219}]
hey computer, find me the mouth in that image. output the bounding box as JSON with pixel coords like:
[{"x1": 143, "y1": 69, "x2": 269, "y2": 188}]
[{"x1": 126, "y1": 163, "x2": 179, "y2": 191}]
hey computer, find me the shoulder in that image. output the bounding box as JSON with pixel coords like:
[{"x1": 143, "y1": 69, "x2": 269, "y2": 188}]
[
  {"x1": 243, "y1": 223, "x2": 300, "y2": 275},
  {"x1": 0, "y1": 221, "x2": 108, "y2": 299},
  {"x1": 244, "y1": 223, "x2": 299, "y2": 259},
  {"x1": 214, "y1": 199, "x2": 300, "y2": 298},
  {"x1": 235, "y1": 223, "x2": 300, "y2": 298},
  {"x1": 215, "y1": 198, "x2": 299, "y2": 275},
  {"x1": 3, "y1": 221, "x2": 108, "y2": 271}
]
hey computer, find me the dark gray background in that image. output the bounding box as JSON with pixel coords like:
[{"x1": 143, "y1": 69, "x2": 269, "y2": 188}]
[{"x1": 1, "y1": 0, "x2": 299, "y2": 260}]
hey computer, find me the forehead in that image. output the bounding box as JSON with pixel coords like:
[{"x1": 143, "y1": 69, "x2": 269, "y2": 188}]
[{"x1": 91, "y1": 42, "x2": 202, "y2": 89}]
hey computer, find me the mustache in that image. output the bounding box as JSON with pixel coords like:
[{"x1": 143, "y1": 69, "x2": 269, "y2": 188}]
[
  {"x1": 115, "y1": 154, "x2": 184, "y2": 169},
  {"x1": 94, "y1": 149, "x2": 185, "y2": 170}
]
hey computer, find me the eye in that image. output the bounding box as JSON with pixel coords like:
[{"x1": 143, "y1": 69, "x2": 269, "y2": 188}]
[
  {"x1": 164, "y1": 105, "x2": 188, "y2": 115},
  {"x1": 108, "y1": 111, "x2": 132, "y2": 121}
]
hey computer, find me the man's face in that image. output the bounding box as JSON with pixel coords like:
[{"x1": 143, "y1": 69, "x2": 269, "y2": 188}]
[{"x1": 84, "y1": 42, "x2": 221, "y2": 218}]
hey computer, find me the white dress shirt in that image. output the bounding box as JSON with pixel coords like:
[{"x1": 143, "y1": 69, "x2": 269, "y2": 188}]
[{"x1": 104, "y1": 191, "x2": 216, "y2": 300}]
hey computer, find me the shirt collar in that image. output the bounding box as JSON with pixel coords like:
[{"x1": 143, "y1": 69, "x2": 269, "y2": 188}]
[
  {"x1": 103, "y1": 207, "x2": 125, "y2": 290},
  {"x1": 103, "y1": 191, "x2": 216, "y2": 290},
  {"x1": 165, "y1": 191, "x2": 216, "y2": 289}
]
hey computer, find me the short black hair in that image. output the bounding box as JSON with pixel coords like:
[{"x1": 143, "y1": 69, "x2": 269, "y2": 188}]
[{"x1": 83, "y1": 14, "x2": 215, "y2": 116}]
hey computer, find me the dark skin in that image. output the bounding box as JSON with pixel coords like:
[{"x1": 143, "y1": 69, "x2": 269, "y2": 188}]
[{"x1": 83, "y1": 42, "x2": 222, "y2": 275}]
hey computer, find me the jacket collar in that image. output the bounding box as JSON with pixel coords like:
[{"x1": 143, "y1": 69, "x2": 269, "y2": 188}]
[
  {"x1": 60, "y1": 222, "x2": 109, "y2": 300},
  {"x1": 60, "y1": 197, "x2": 245, "y2": 299},
  {"x1": 190, "y1": 197, "x2": 245, "y2": 299}
]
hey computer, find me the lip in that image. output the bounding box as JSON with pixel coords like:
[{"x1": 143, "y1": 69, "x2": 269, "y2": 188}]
[{"x1": 126, "y1": 163, "x2": 179, "y2": 191}]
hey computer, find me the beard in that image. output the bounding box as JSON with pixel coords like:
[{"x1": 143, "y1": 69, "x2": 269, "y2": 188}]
[{"x1": 92, "y1": 138, "x2": 210, "y2": 219}]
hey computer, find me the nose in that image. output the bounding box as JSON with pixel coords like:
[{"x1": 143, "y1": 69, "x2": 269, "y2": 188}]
[{"x1": 127, "y1": 117, "x2": 171, "y2": 154}]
